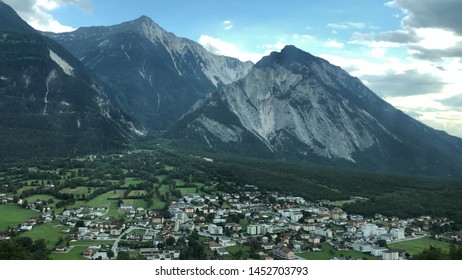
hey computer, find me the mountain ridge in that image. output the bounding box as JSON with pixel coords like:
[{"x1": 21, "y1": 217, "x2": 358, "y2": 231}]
[
  {"x1": 45, "y1": 16, "x2": 253, "y2": 130},
  {"x1": 0, "y1": 1, "x2": 143, "y2": 160},
  {"x1": 168, "y1": 46, "x2": 462, "y2": 179}
]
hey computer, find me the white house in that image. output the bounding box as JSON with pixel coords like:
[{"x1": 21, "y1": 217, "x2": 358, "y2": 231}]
[
  {"x1": 346, "y1": 226, "x2": 357, "y2": 233},
  {"x1": 96, "y1": 233, "x2": 110, "y2": 240},
  {"x1": 361, "y1": 223, "x2": 387, "y2": 238},
  {"x1": 168, "y1": 250, "x2": 180, "y2": 259},
  {"x1": 371, "y1": 247, "x2": 388, "y2": 257},
  {"x1": 20, "y1": 224, "x2": 33, "y2": 231},
  {"x1": 216, "y1": 247, "x2": 230, "y2": 256},
  {"x1": 314, "y1": 227, "x2": 333, "y2": 238},
  {"x1": 208, "y1": 224, "x2": 223, "y2": 235},
  {"x1": 289, "y1": 223, "x2": 302, "y2": 231},
  {"x1": 382, "y1": 251, "x2": 400, "y2": 260},
  {"x1": 273, "y1": 246, "x2": 294, "y2": 260},
  {"x1": 247, "y1": 225, "x2": 261, "y2": 235},
  {"x1": 302, "y1": 224, "x2": 316, "y2": 232},
  {"x1": 219, "y1": 237, "x2": 236, "y2": 247},
  {"x1": 290, "y1": 211, "x2": 303, "y2": 222},
  {"x1": 119, "y1": 203, "x2": 134, "y2": 213},
  {"x1": 361, "y1": 223, "x2": 378, "y2": 237},
  {"x1": 352, "y1": 241, "x2": 373, "y2": 252},
  {"x1": 174, "y1": 211, "x2": 188, "y2": 223},
  {"x1": 309, "y1": 236, "x2": 321, "y2": 245},
  {"x1": 88, "y1": 244, "x2": 102, "y2": 250},
  {"x1": 78, "y1": 227, "x2": 89, "y2": 234},
  {"x1": 390, "y1": 228, "x2": 405, "y2": 240}
]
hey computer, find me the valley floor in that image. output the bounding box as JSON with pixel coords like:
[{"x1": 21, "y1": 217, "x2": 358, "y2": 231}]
[{"x1": 1, "y1": 147, "x2": 461, "y2": 260}]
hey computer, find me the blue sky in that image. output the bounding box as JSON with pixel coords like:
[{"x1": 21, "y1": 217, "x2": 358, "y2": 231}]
[
  {"x1": 4, "y1": 0, "x2": 462, "y2": 137},
  {"x1": 24, "y1": 0, "x2": 405, "y2": 60}
]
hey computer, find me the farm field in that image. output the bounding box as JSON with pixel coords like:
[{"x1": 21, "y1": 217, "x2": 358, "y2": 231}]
[
  {"x1": 69, "y1": 240, "x2": 115, "y2": 246},
  {"x1": 25, "y1": 194, "x2": 57, "y2": 202},
  {"x1": 150, "y1": 198, "x2": 165, "y2": 210},
  {"x1": 173, "y1": 179, "x2": 185, "y2": 186},
  {"x1": 123, "y1": 177, "x2": 145, "y2": 187},
  {"x1": 296, "y1": 244, "x2": 377, "y2": 260},
  {"x1": 388, "y1": 237, "x2": 451, "y2": 256},
  {"x1": 19, "y1": 222, "x2": 68, "y2": 250},
  {"x1": 49, "y1": 240, "x2": 114, "y2": 260},
  {"x1": 60, "y1": 187, "x2": 92, "y2": 196},
  {"x1": 17, "y1": 186, "x2": 39, "y2": 195},
  {"x1": 85, "y1": 191, "x2": 117, "y2": 208},
  {"x1": 105, "y1": 202, "x2": 124, "y2": 218},
  {"x1": 178, "y1": 187, "x2": 197, "y2": 195},
  {"x1": 122, "y1": 199, "x2": 147, "y2": 209},
  {"x1": 50, "y1": 246, "x2": 88, "y2": 260},
  {"x1": 128, "y1": 190, "x2": 147, "y2": 197},
  {"x1": 0, "y1": 205, "x2": 40, "y2": 231},
  {"x1": 227, "y1": 245, "x2": 252, "y2": 257}
]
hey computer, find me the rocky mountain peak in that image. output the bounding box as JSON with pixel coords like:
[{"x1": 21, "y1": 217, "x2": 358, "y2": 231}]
[
  {"x1": 122, "y1": 15, "x2": 168, "y2": 40},
  {"x1": 45, "y1": 14, "x2": 253, "y2": 130},
  {"x1": 256, "y1": 45, "x2": 316, "y2": 69},
  {"x1": 134, "y1": 15, "x2": 154, "y2": 24},
  {"x1": 169, "y1": 47, "x2": 462, "y2": 179}
]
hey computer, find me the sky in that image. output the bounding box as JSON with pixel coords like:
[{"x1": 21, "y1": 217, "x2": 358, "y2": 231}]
[{"x1": 4, "y1": 0, "x2": 462, "y2": 138}]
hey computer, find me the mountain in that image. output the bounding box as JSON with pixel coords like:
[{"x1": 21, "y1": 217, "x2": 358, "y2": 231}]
[
  {"x1": 45, "y1": 16, "x2": 253, "y2": 130},
  {"x1": 0, "y1": 1, "x2": 144, "y2": 160},
  {"x1": 169, "y1": 45, "x2": 462, "y2": 179}
]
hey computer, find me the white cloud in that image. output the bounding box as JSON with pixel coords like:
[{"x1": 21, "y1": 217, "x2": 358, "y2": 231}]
[
  {"x1": 385, "y1": 95, "x2": 462, "y2": 137},
  {"x1": 413, "y1": 28, "x2": 462, "y2": 50},
  {"x1": 318, "y1": 54, "x2": 394, "y2": 76},
  {"x1": 260, "y1": 42, "x2": 286, "y2": 51},
  {"x1": 223, "y1": 20, "x2": 233, "y2": 30},
  {"x1": 199, "y1": 35, "x2": 272, "y2": 63},
  {"x1": 318, "y1": 50, "x2": 462, "y2": 137},
  {"x1": 368, "y1": 47, "x2": 386, "y2": 58},
  {"x1": 349, "y1": 32, "x2": 404, "y2": 48},
  {"x1": 37, "y1": 0, "x2": 59, "y2": 10},
  {"x1": 419, "y1": 111, "x2": 462, "y2": 137},
  {"x1": 327, "y1": 22, "x2": 366, "y2": 30},
  {"x1": 381, "y1": 0, "x2": 462, "y2": 61},
  {"x1": 291, "y1": 34, "x2": 313, "y2": 42},
  {"x1": 4, "y1": 0, "x2": 91, "y2": 32},
  {"x1": 340, "y1": 0, "x2": 462, "y2": 136},
  {"x1": 324, "y1": 40, "x2": 344, "y2": 48}
]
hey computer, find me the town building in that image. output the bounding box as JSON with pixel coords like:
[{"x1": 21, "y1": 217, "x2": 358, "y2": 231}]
[
  {"x1": 208, "y1": 224, "x2": 223, "y2": 235},
  {"x1": 273, "y1": 245, "x2": 294, "y2": 260}
]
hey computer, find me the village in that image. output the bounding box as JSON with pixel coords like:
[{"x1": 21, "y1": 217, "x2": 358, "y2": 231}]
[{"x1": 1, "y1": 185, "x2": 458, "y2": 260}]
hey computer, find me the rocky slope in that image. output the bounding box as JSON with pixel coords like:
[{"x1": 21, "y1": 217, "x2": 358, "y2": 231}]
[
  {"x1": 0, "y1": 1, "x2": 144, "y2": 159},
  {"x1": 169, "y1": 46, "x2": 462, "y2": 179},
  {"x1": 46, "y1": 16, "x2": 253, "y2": 130}
]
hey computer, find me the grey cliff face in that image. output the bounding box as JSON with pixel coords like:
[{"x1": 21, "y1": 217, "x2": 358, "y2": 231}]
[{"x1": 170, "y1": 46, "x2": 462, "y2": 179}]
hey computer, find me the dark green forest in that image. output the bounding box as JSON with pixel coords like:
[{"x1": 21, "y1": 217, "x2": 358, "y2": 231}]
[{"x1": 0, "y1": 237, "x2": 48, "y2": 260}]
